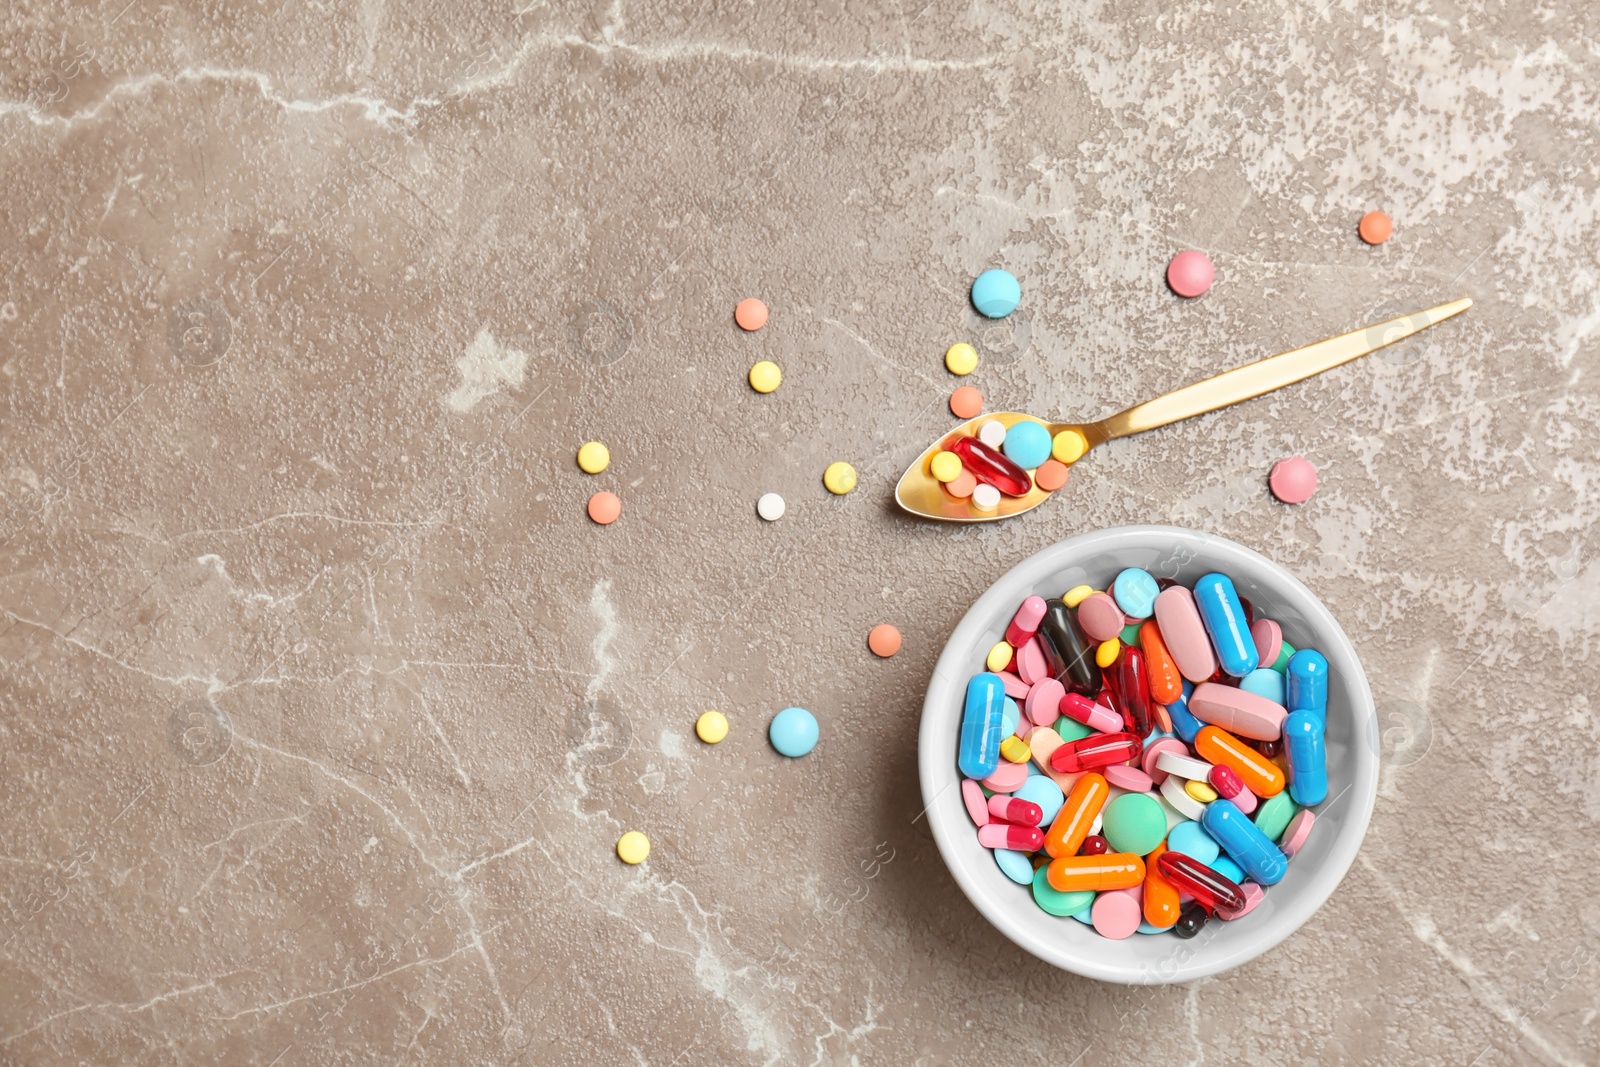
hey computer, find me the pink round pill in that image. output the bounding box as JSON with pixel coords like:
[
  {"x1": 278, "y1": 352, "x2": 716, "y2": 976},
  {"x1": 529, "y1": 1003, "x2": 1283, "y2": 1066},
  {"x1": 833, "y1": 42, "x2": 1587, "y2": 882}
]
[
  {"x1": 962, "y1": 779, "x2": 990, "y2": 827},
  {"x1": 1166, "y1": 250, "x2": 1214, "y2": 298},
  {"x1": 1076, "y1": 593, "x2": 1125, "y2": 643},
  {"x1": 1217, "y1": 882, "x2": 1265, "y2": 921},
  {"x1": 1091, "y1": 886, "x2": 1143, "y2": 939},
  {"x1": 1269, "y1": 455, "x2": 1318, "y2": 504},
  {"x1": 1278, "y1": 809, "x2": 1316, "y2": 858},
  {"x1": 981, "y1": 761, "x2": 1029, "y2": 794},
  {"x1": 1104, "y1": 765, "x2": 1153, "y2": 792},
  {"x1": 1025, "y1": 678, "x2": 1065, "y2": 728},
  {"x1": 998, "y1": 672, "x2": 1031, "y2": 701},
  {"x1": 1251, "y1": 618, "x2": 1283, "y2": 667},
  {"x1": 1142, "y1": 738, "x2": 1190, "y2": 785},
  {"x1": 1014, "y1": 638, "x2": 1049, "y2": 685}
]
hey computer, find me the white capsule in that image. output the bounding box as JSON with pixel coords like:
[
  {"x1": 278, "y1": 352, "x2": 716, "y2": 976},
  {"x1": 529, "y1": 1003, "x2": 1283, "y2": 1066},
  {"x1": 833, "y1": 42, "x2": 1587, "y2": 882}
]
[
  {"x1": 978, "y1": 419, "x2": 1007, "y2": 449},
  {"x1": 756, "y1": 493, "x2": 786, "y2": 521},
  {"x1": 971, "y1": 483, "x2": 1001, "y2": 512}
]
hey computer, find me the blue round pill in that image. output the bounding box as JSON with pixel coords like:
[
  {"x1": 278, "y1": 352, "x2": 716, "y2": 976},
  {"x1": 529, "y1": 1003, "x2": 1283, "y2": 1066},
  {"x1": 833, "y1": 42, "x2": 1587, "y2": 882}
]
[
  {"x1": 1211, "y1": 855, "x2": 1245, "y2": 885},
  {"x1": 1167, "y1": 820, "x2": 1221, "y2": 866},
  {"x1": 1001, "y1": 697, "x2": 1020, "y2": 738},
  {"x1": 1239, "y1": 667, "x2": 1286, "y2": 705},
  {"x1": 1001, "y1": 420, "x2": 1052, "y2": 470},
  {"x1": 1071, "y1": 903, "x2": 1095, "y2": 925},
  {"x1": 994, "y1": 848, "x2": 1034, "y2": 885},
  {"x1": 1111, "y1": 568, "x2": 1160, "y2": 620},
  {"x1": 1137, "y1": 920, "x2": 1174, "y2": 935},
  {"x1": 1013, "y1": 774, "x2": 1065, "y2": 826},
  {"x1": 971, "y1": 269, "x2": 1021, "y2": 318},
  {"x1": 768, "y1": 707, "x2": 819, "y2": 757}
]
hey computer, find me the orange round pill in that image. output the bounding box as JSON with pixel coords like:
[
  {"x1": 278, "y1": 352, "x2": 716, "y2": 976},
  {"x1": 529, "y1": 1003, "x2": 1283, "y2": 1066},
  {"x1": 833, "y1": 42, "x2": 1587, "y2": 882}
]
[
  {"x1": 944, "y1": 470, "x2": 977, "y2": 498},
  {"x1": 1034, "y1": 458, "x2": 1070, "y2": 492},
  {"x1": 868, "y1": 624, "x2": 902, "y2": 658},
  {"x1": 950, "y1": 385, "x2": 983, "y2": 419},
  {"x1": 1358, "y1": 211, "x2": 1392, "y2": 245},
  {"x1": 587, "y1": 491, "x2": 622, "y2": 525},
  {"x1": 735, "y1": 298, "x2": 769, "y2": 331}
]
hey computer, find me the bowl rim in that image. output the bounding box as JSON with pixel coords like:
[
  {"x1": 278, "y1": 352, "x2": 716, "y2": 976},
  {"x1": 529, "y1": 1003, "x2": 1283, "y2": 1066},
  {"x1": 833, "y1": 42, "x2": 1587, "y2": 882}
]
[{"x1": 917, "y1": 524, "x2": 1378, "y2": 983}]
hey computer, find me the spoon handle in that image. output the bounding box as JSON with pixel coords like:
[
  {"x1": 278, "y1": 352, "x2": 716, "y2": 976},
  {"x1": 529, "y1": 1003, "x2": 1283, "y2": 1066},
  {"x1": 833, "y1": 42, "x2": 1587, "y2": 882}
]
[{"x1": 1091, "y1": 297, "x2": 1473, "y2": 442}]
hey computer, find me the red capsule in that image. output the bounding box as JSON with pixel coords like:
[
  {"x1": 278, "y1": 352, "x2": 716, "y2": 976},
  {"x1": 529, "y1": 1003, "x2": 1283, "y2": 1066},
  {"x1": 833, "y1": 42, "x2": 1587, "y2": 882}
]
[
  {"x1": 1158, "y1": 851, "x2": 1247, "y2": 913},
  {"x1": 950, "y1": 436, "x2": 1032, "y2": 497},
  {"x1": 977, "y1": 823, "x2": 1045, "y2": 851},
  {"x1": 1107, "y1": 645, "x2": 1152, "y2": 737},
  {"x1": 1078, "y1": 834, "x2": 1110, "y2": 856},
  {"x1": 1050, "y1": 731, "x2": 1143, "y2": 774},
  {"x1": 987, "y1": 796, "x2": 1043, "y2": 827}
]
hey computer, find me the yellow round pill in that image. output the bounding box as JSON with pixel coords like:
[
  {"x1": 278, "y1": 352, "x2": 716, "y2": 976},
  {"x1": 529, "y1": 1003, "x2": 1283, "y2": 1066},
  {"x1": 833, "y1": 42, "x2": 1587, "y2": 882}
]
[
  {"x1": 616, "y1": 831, "x2": 651, "y2": 865},
  {"x1": 1185, "y1": 780, "x2": 1219, "y2": 803},
  {"x1": 930, "y1": 451, "x2": 963, "y2": 483},
  {"x1": 1095, "y1": 638, "x2": 1121, "y2": 669},
  {"x1": 823, "y1": 461, "x2": 857, "y2": 495},
  {"x1": 695, "y1": 711, "x2": 729, "y2": 744},
  {"x1": 576, "y1": 441, "x2": 610, "y2": 474},
  {"x1": 945, "y1": 343, "x2": 978, "y2": 376},
  {"x1": 1052, "y1": 429, "x2": 1088, "y2": 464},
  {"x1": 986, "y1": 641, "x2": 1014, "y2": 672},
  {"x1": 749, "y1": 361, "x2": 782, "y2": 394},
  {"x1": 1062, "y1": 584, "x2": 1096, "y2": 608}
]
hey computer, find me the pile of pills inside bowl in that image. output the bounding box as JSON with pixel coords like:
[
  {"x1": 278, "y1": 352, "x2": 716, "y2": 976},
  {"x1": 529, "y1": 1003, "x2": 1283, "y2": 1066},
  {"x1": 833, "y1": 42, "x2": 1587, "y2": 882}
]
[
  {"x1": 956, "y1": 568, "x2": 1330, "y2": 939},
  {"x1": 926, "y1": 416, "x2": 1084, "y2": 514}
]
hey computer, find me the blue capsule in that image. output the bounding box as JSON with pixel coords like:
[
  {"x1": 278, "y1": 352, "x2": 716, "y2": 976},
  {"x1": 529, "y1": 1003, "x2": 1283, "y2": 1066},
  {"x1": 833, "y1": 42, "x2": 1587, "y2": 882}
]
[
  {"x1": 1164, "y1": 679, "x2": 1203, "y2": 744},
  {"x1": 1202, "y1": 797, "x2": 1288, "y2": 885},
  {"x1": 1286, "y1": 649, "x2": 1329, "y2": 731},
  {"x1": 1284, "y1": 710, "x2": 1328, "y2": 806},
  {"x1": 957, "y1": 672, "x2": 1006, "y2": 780},
  {"x1": 1193, "y1": 573, "x2": 1259, "y2": 678}
]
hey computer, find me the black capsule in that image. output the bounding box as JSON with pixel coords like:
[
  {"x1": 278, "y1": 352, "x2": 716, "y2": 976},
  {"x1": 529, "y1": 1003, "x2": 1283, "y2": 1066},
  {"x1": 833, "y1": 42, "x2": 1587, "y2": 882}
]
[
  {"x1": 1037, "y1": 597, "x2": 1102, "y2": 695},
  {"x1": 1173, "y1": 900, "x2": 1211, "y2": 939}
]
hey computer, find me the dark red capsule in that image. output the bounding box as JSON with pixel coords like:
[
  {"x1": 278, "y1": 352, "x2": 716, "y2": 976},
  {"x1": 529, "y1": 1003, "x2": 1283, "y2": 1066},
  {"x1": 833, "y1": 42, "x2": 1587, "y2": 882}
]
[
  {"x1": 1050, "y1": 731, "x2": 1143, "y2": 774},
  {"x1": 1107, "y1": 645, "x2": 1152, "y2": 737},
  {"x1": 1157, "y1": 851, "x2": 1247, "y2": 913},
  {"x1": 1078, "y1": 834, "x2": 1110, "y2": 857},
  {"x1": 1173, "y1": 900, "x2": 1211, "y2": 939},
  {"x1": 950, "y1": 436, "x2": 1032, "y2": 497},
  {"x1": 1255, "y1": 738, "x2": 1283, "y2": 759}
]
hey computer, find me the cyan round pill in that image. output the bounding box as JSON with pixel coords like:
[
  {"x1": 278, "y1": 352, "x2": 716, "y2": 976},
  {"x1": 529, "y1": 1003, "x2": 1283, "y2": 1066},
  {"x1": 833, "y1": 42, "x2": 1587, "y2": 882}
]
[
  {"x1": 1001, "y1": 697, "x2": 1020, "y2": 738},
  {"x1": 1001, "y1": 419, "x2": 1052, "y2": 470},
  {"x1": 971, "y1": 269, "x2": 1021, "y2": 318},
  {"x1": 994, "y1": 848, "x2": 1034, "y2": 885},
  {"x1": 1137, "y1": 920, "x2": 1173, "y2": 934},
  {"x1": 768, "y1": 707, "x2": 819, "y2": 757},
  {"x1": 1240, "y1": 667, "x2": 1286, "y2": 705},
  {"x1": 1167, "y1": 820, "x2": 1221, "y2": 866},
  {"x1": 1013, "y1": 775, "x2": 1065, "y2": 826},
  {"x1": 1112, "y1": 568, "x2": 1160, "y2": 620},
  {"x1": 1211, "y1": 855, "x2": 1245, "y2": 885}
]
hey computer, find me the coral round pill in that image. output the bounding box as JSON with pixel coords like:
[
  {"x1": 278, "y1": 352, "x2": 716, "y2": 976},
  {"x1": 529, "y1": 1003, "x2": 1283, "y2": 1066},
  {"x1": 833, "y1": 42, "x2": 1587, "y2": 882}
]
[
  {"x1": 1166, "y1": 250, "x2": 1214, "y2": 298},
  {"x1": 616, "y1": 831, "x2": 651, "y2": 864},
  {"x1": 1032, "y1": 459, "x2": 1069, "y2": 492},
  {"x1": 1269, "y1": 455, "x2": 1319, "y2": 504},
  {"x1": 756, "y1": 492, "x2": 786, "y2": 521},
  {"x1": 695, "y1": 711, "x2": 729, "y2": 744},
  {"x1": 587, "y1": 491, "x2": 622, "y2": 524},
  {"x1": 944, "y1": 470, "x2": 977, "y2": 498},
  {"x1": 823, "y1": 462, "x2": 857, "y2": 495},
  {"x1": 971, "y1": 269, "x2": 1021, "y2": 318},
  {"x1": 748, "y1": 360, "x2": 782, "y2": 393},
  {"x1": 930, "y1": 451, "x2": 963, "y2": 483},
  {"x1": 1358, "y1": 210, "x2": 1393, "y2": 245},
  {"x1": 1001, "y1": 420, "x2": 1052, "y2": 470},
  {"x1": 945, "y1": 342, "x2": 978, "y2": 376},
  {"x1": 949, "y1": 385, "x2": 983, "y2": 419},
  {"x1": 769, "y1": 707, "x2": 819, "y2": 757},
  {"x1": 1051, "y1": 429, "x2": 1087, "y2": 464},
  {"x1": 576, "y1": 441, "x2": 610, "y2": 474},
  {"x1": 867, "y1": 624, "x2": 902, "y2": 658},
  {"x1": 734, "y1": 297, "x2": 769, "y2": 331}
]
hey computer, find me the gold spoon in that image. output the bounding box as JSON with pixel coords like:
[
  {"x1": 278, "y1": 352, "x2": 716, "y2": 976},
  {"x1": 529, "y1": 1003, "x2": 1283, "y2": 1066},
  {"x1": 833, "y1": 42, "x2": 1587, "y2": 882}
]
[{"x1": 895, "y1": 297, "x2": 1473, "y2": 522}]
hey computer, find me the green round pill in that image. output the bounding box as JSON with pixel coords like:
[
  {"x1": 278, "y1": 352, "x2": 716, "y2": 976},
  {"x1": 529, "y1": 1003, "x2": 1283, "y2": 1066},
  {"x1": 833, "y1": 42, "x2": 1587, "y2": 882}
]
[
  {"x1": 1255, "y1": 791, "x2": 1297, "y2": 842},
  {"x1": 1120, "y1": 622, "x2": 1142, "y2": 646},
  {"x1": 1272, "y1": 641, "x2": 1296, "y2": 673},
  {"x1": 1100, "y1": 792, "x2": 1167, "y2": 856},
  {"x1": 1031, "y1": 866, "x2": 1094, "y2": 917},
  {"x1": 1056, "y1": 716, "x2": 1093, "y2": 743}
]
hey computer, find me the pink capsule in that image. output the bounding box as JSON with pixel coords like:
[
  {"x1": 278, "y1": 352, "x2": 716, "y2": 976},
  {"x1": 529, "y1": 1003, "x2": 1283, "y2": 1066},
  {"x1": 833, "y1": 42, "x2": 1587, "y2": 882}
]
[
  {"x1": 1059, "y1": 692, "x2": 1123, "y2": 734},
  {"x1": 1005, "y1": 595, "x2": 1048, "y2": 649},
  {"x1": 1207, "y1": 763, "x2": 1258, "y2": 814},
  {"x1": 978, "y1": 823, "x2": 1045, "y2": 851},
  {"x1": 987, "y1": 795, "x2": 1043, "y2": 827}
]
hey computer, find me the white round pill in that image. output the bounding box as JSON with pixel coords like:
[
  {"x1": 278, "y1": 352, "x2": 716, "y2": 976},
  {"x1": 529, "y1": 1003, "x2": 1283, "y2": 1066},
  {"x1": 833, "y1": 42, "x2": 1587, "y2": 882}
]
[
  {"x1": 971, "y1": 483, "x2": 1001, "y2": 512},
  {"x1": 757, "y1": 492, "x2": 786, "y2": 521},
  {"x1": 978, "y1": 419, "x2": 1007, "y2": 449}
]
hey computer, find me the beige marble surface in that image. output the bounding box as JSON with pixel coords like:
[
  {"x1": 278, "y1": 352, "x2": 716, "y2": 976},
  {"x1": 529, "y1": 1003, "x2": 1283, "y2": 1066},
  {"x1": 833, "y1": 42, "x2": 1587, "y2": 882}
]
[{"x1": 2, "y1": 1, "x2": 1599, "y2": 1063}]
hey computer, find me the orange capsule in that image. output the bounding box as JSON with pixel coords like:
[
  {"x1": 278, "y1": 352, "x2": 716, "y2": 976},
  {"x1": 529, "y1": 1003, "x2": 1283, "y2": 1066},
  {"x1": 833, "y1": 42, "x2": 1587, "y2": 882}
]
[
  {"x1": 1195, "y1": 725, "x2": 1286, "y2": 797},
  {"x1": 1139, "y1": 621, "x2": 1183, "y2": 705},
  {"x1": 1046, "y1": 852, "x2": 1145, "y2": 893},
  {"x1": 1044, "y1": 772, "x2": 1109, "y2": 859},
  {"x1": 1143, "y1": 843, "x2": 1181, "y2": 929}
]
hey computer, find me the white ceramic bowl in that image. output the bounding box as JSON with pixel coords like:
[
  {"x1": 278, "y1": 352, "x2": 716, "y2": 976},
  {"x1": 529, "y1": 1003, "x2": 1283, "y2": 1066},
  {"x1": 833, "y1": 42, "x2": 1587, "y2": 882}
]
[{"x1": 918, "y1": 525, "x2": 1378, "y2": 983}]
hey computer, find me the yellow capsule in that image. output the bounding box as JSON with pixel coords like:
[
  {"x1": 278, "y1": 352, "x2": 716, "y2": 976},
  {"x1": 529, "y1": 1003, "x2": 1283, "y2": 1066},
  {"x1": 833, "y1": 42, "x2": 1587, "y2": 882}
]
[
  {"x1": 749, "y1": 360, "x2": 782, "y2": 393},
  {"x1": 986, "y1": 641, "x2": 1014, "y2": 673},
  {"x1": 1063, "y1": 584, "x2": 1096, "y2": 608},
  {"x1": 930, "y1": 451, "x2": 963, "y2": 483},
  {"x1": 1052, "y1": 429, "x2": 1088, "y2": 464},
  {"x1": 1185, "y1": 780, "x2": 1219, "y2": 803},
  {"x1": 1000, "y1": 736, "x2": 1031, "y2": 764},
  {"x1": 1095, "y1": 638, "x2": 1121, "y2": 669},
  {"x1": 945, "y1": 342, "x2": 978, "y2": 376},
  {"x1": 823, "y1": 461, "x2": 858, "y2": 495}
]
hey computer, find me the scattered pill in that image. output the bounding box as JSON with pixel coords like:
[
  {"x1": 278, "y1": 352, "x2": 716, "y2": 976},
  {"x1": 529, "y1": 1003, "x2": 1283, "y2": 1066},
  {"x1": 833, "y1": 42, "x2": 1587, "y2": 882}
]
[
  {"x1": 949, "y1": 385, "x2": 983, "y2": 419},
  {"x1": 1269, "y1": 455, "x2": 1319, "y2": 504},
  {"x1": 1166, "y1": 250, "x2": 1214, "y2": 298},
  {"x1": 587, "y1": 491, "x2": 621, "y2": 525},
  {"x1": 616, "y1": 831, "x2": 651, "y2": 864},
  {"x1": 734, "y1": 297, "x2": 769, "y2": 331},
  {"x1": 756, "y1": 492, "x2": 786, "y2": 521},
  {"x1": 823, "y1": 462, "x2": 857, "y2": 495},
  {"x1": 930, "y1": 451, "x2": 963, "y2": 483},
  {"x1": 749, "y1": 360, "x2": 782, "y2": 393},
  {"x1": 576, "y1": 441, "x2": 610, "y2": 474},
  {"x1": 769, "y1": 706, "x2": 819, "y2": 758},
  {"x1": 971, "y1": 269, "x2": 1021, "y2": 318},
  {"x1": 695, "y1": 711, "x2": 729, "y2": 744},
  {"x1": 868, "y1": 624, "x2": 902, "y2": 658},
  {"x1": 945, "y1": 342, "x2": 979, "y2": 376},
  {"x1": 1358, "y1": 210, "x2": 1393, "y2": 245}
]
